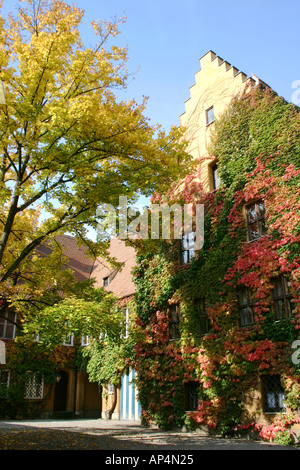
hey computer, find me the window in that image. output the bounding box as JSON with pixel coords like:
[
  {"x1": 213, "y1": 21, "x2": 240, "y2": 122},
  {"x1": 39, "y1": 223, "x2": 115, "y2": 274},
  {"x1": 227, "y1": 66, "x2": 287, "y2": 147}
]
[
  {"x1": 81, "y1": 335, "x2": 89, "y2": 346},
  {"x1": 63, "y1": 323, "x2": 73, "y2": 346},
  {"x1": 184, "y1": 382, "x2": 199, "y2": 411},
  {"x1": 169, "y1": 305, "x2": 181, "y2": 340},
  {"x1": 33, "y1": 333, "x2": 40, "y2": 342},
  {"x1": 237, "y1": 287, "x2": 254, "y2": 327},
  {"x1": 0, "y1": 370, "x2": 10, "y2": 398},
  {"x1": 180, "y1": 231, "x2": 195, "y2": 265},
  {"x1": 261, "y1": 375, "x2": 285, "y2": 413},
  {"x1": 212, "y1": 164, "x2": 221, "y2": 190},
  {"x1": 272, "y1": 277, "x2": 293, "y2": 320},
  {"x1": 206, "y1": 106, "x2": 214, "y2": 125},
  {"x1": 24, "y1": 372, "x2": 44, "y2": 400},
  {"x1": 122, "y1": 307, "x2": 130, "y2": 338},
  {"x1": 246, "y1": 201, "x2": 266, "y2": 241},
  {"x1": 0, "y1": 311, "x2": 16, "y2": 340},
  {"x1": 103, "y1": 276, "x2": 109, "y2": 287},
  {"x1": 194, "y1": 298, "x2": 210, "y2": 335}
]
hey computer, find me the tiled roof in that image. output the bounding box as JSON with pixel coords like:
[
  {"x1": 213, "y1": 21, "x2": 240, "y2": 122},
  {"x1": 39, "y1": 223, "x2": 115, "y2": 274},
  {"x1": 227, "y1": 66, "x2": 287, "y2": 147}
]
[
  {"x1": 40, "y1": 235, "x2": 136, "y2": 299},
  {"x1": 92, "y1": 238, "x2": 137, "y2": 299}
]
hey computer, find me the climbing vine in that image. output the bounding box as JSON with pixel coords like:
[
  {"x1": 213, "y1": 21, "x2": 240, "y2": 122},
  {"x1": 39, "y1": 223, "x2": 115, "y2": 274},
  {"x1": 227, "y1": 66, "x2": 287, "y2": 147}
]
[{"x1": 132, "y1": 86, "x2": 300, "y2": 440}]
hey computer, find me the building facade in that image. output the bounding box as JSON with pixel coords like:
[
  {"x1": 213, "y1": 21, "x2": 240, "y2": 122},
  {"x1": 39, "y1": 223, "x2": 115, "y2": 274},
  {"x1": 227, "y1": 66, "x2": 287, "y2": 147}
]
[
  {"x1": 132, "y1": 51, "x2": 300, "y2": 442},
  {"x1": 0, "y1": 235, "x2": 140, "y2": 421}
]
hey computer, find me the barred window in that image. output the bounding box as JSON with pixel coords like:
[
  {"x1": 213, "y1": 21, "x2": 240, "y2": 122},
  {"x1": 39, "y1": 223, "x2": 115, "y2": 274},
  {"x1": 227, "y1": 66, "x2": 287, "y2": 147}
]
[
  {"x1": 169, "y1": 305, "x2": 181, "y2": 340},
  {"x1": 261, "y1": 374, "x2": 285, "y2": 413},
  {"x1": 184, "y1": 382, "x2": 199, "y2": 411},
  {"x1": 180, "y1": 231, "x2": 195, "y2": 265},
  {"x1": 0, "y1": 370, "x2": 10, "y2": 398},
  {"x1": 272, "y1": 277, "x2": 293, "y2": 320},
  {"x1": 194, "y1": 298, "x2": 210, "y2": 335},
  {"x1": 24, "y1": 372, "x2": 44, "y2": 400},
  {"x1": 0, "y1": 311, "x2": 16, "y2": 340},
  {"x1": 238, "y1": 287, "x2": 254, "y2": 327},
  {"x1": 246, "y1": 201, "x2": 266, "y2": 241}
]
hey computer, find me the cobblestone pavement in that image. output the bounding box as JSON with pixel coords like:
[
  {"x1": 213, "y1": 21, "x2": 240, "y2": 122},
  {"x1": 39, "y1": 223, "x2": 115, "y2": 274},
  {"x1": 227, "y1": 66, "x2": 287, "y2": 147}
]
[{"x1": 0, "y1": 418, "x2": 299, "y2": 453}]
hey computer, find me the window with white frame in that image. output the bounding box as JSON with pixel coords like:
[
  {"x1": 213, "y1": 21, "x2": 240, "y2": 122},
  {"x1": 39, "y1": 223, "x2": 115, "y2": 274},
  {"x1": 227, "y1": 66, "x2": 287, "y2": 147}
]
[
  {"x1": 0, "y1": 370, "x2": 10, "y2": 398},
  {"x1": 24, "y1": 371, "x2": 44, "y2": 399},
  {"x1": 81, "y1": 335, "x2": 89, "y2": 346},
  {"x1": 0, "y1": 311, "x2": 16, "y2": 340},
  {"x1": 206, "y1": 106, "x2": 215, "y2": 125},
  {"x1": 122, "y1": 307, "x2": 130, "y2": 338},
  {"x1": 63, "y1": 323, "x2": 74, "y2": 346}
]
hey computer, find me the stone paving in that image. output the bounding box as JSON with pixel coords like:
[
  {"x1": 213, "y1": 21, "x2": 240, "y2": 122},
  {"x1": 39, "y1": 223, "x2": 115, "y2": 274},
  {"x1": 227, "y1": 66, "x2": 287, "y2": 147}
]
[{"x1": 0, "y1": 418, "x2": 299, "y2": 451}]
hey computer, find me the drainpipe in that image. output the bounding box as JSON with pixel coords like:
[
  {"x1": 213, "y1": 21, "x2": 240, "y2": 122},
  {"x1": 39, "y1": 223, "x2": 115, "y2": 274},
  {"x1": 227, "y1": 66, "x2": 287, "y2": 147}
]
[
  {"x1": 105, "y1": 385, "x2": 117, "y2": 420},
  {"x1": 73, "y1": 366, "x2": 78, "y2": 416}
]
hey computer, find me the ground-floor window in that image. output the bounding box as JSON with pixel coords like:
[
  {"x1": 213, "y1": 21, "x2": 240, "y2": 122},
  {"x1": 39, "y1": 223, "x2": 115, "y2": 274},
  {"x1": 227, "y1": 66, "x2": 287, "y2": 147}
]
[
  {"x1": 184, "y1": 381, "x2": 199, "y2": 411},
  {"x1": 261, "y1": 374, "x2": 285, "y2": 413},
  {"x1": 24, "y1": 372, "x2": 44, "y2": 399},
  {"x1": 0, "y1": 370, "x2": 10, "y2": 398}
]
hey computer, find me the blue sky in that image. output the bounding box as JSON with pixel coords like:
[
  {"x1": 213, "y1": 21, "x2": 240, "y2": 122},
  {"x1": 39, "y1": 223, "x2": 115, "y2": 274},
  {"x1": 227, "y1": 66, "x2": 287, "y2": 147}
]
[
  {"x1": 76, "y1": 0, "x2": 299, "y2": 132},
  {"x1": 3, "y1": 0, "x2": 300, "y2": 132}
]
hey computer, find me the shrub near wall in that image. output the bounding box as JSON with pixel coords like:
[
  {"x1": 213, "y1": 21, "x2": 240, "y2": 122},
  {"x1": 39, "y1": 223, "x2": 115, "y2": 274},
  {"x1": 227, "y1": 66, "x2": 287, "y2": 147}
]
[{"x1": 132, "y1": 87, "x2": 300, "y2": 439}]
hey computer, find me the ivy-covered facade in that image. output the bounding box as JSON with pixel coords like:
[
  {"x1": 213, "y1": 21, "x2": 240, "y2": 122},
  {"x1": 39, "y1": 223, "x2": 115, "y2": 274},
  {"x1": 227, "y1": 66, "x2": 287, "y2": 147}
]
[{"x1": 131, "y1": 54, "x2": 300, "y2": 444}]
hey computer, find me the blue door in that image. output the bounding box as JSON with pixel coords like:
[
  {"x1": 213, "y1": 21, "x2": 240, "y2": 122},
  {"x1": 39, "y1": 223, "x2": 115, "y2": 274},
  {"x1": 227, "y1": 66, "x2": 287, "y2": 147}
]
[{"x1": 120, "y1": 367, "x2": 141, "y2": 420}]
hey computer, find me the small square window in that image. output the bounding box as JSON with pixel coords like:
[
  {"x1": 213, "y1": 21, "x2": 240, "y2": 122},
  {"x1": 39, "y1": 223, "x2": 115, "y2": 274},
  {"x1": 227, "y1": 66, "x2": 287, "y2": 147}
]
[
  {"x1": 103, "y1": 276, "x2": 109, "y2": 287},
  {"x1": 81, "y1": 335, "x2": 89, "y2": 346},
  {"x1": 206, "y1": 106, "x2": 214, "y2": 125}
]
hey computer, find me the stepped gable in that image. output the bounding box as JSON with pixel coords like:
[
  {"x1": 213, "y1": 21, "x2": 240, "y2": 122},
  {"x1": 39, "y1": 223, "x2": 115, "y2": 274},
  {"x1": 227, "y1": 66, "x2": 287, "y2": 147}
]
[{"x1": 181, "y1": 50, "x2": 269, "y2": 125}]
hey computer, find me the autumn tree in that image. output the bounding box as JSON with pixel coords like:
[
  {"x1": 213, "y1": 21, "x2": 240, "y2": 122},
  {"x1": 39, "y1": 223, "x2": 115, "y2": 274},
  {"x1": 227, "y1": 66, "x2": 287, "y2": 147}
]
[{"x1": 0, "y1": 0, "x2": 191, "y2": 312}]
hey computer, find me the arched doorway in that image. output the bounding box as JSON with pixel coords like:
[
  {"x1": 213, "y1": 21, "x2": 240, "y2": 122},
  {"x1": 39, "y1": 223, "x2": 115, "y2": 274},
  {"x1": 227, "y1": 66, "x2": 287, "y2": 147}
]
[{"x1": 53, "y1": 371, "x2": 68, "y2": 412}]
